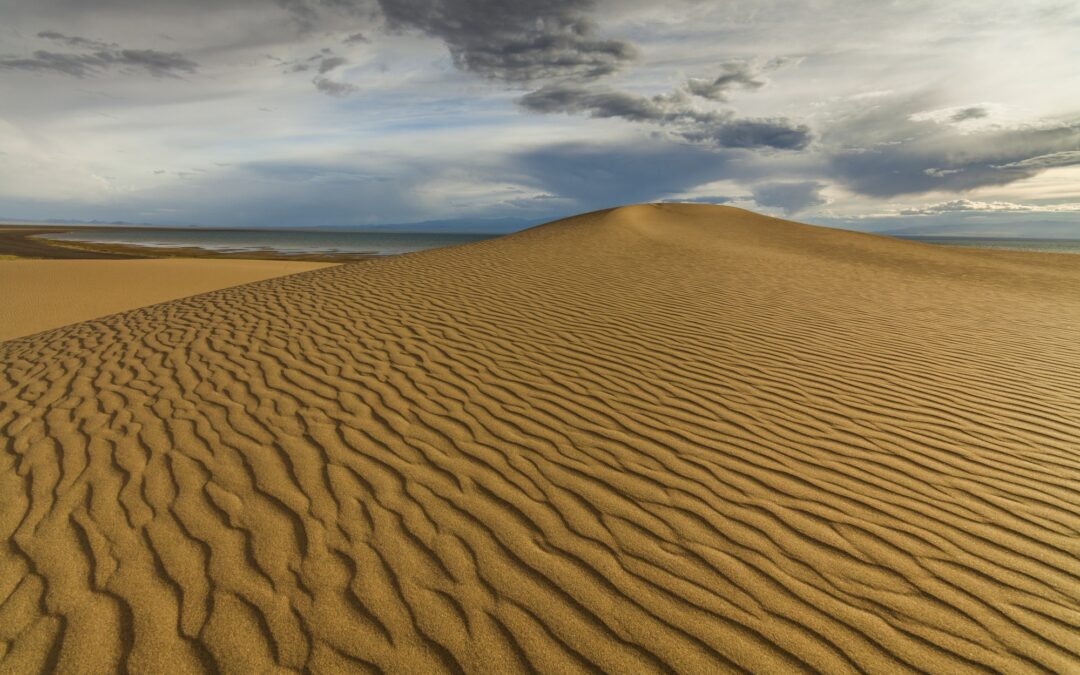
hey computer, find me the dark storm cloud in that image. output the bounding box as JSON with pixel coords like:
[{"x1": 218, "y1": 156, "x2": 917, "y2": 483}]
[
  {"x1": 518, "y1": 84, "x2": 665, "y2": 119},
  {"x1": 823, "y1": 96, "x2": 1080, "y2": 197},
  {"x1": 519, "y1": 83, "x2": 811, "y2": 150},
  {"x1": 374, "y1": 0, "x2": 635, "y2": 81},
  {"x1": 687, "y1": 119, "x2": 813, "y2": 151},
  {"x1": 751, "y1": 181, "x2": 826, "y2": 214}
]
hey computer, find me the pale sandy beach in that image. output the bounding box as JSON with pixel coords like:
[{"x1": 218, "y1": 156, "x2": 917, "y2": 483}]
[
  {"x1": 1, "y1": 204, "x2": 1079, "y2": 673},
  {"x1": 0, "y1": 258, "x2": 334, "y2": 341}
]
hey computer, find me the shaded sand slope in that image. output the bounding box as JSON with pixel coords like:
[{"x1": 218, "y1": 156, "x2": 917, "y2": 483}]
[
  {"x1": 0, "y1": 259, "x2": 333, "y2": 341},
  {"x1": 2, "y1": 204, "x2": 1079, "y2": 673}
]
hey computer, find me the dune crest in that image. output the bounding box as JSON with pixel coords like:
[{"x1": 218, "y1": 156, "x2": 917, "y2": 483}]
[{"x1": 2, "y1": 204, "x2": 1079, "y2": 673}]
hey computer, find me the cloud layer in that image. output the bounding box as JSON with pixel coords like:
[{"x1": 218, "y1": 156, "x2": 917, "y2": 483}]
[
  {"x1": 518, "y1": 83, "x2": 811, "y2": 150},
  {"x1": 377, "y1": 0, "x2": 636, "y2": 82},
  {"x1": 0, "y1": 0, "x2": 1078, "y2": 232},
  {"x1": 0, "y1": 36, "x2": 198, "y2": 78}
]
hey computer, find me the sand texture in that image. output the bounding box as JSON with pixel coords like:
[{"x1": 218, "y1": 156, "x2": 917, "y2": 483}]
[
  {"x1": 0, "y1": 258, "x2": 333, "y2": 341},
  {"x1": 1, "y1": 204, "x2": 1079, "y2": 673}
]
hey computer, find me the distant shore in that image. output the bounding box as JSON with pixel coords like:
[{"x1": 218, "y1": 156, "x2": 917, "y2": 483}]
[
  {"x1": 0, "y1": 224, "x2": 376, "y2": 262},
  {"x1": 0, "y1": 225, "x2": 137, "y2": 259}
]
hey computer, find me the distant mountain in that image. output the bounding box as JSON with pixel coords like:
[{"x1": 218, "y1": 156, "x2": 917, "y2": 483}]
[{"x1": 0, "y1": 217, "x2": 154, "y2": 227}]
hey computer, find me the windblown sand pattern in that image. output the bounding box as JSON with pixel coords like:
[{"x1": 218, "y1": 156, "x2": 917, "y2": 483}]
[{"x1": 2, "y1": 204, "x2": 1079, "y2": 673}]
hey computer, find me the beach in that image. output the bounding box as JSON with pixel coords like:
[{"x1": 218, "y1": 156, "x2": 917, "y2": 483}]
[{"x1": 1, "y1": 203, "x2": 1078, "y2": 672}]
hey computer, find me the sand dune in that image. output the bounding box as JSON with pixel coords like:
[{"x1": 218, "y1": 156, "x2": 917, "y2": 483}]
[
  {"x1": 1, "y1": 204, "x2": 1078, "y2": 673},
  {"x1": 0, "y1": 258, "x2": 333, "y2": 341}
]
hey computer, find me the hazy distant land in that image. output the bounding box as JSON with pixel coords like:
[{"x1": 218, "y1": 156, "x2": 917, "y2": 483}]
[{"x1": 0, "y1": 224, "x2": 499, "y2": 263}]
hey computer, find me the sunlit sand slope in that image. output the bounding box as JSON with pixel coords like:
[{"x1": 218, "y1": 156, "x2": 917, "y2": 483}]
[
  {"x1": 2, "y1": 204, "x2": 1079, "y2": 673},
  {"x1": 0, "y1": 258, "x2": 332, "y2": 341}
]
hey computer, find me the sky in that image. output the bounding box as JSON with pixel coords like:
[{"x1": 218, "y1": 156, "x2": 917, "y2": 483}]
[{"x1": 1, "y1": 0, "x2": 1079, "y2": 234}]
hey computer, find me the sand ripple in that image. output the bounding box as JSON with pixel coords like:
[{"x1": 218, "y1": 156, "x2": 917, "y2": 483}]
[{"x1": 2, "y1": 205, "x2": 1079, "y2": 673}]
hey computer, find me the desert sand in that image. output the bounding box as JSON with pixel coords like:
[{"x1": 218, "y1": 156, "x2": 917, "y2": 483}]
[
  {"x1": 0, "y1": 258, "x2": 332, "y2": 341},
  {"x1": 1, "y1": 204, "x2": 1078, "y2": 673}
]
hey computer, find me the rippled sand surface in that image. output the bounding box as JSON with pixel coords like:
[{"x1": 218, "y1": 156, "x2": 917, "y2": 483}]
[{"x1": 2, "y1": 204, "x2": 1078, "y2": 673}]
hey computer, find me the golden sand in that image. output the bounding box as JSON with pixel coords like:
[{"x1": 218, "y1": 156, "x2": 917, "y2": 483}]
[
  {"x1": 1, "y1": 204, "x2": 1078, "y2": 672},
  {"x1": 0, "y1": 258, "x2": 332, "y2": 341}
]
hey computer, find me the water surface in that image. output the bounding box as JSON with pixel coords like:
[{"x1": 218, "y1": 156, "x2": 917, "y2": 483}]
[
  {"x1": 42, "y1": 229, "x2": 500, "y2": 257},
  {"x1": 898, "y1": 236, "x2": 1080, "y2": 255}
]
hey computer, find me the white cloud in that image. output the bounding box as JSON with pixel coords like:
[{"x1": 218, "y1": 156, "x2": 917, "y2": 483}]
[
  {"x1": 994, "y1": 151, "x2": 1080, "y2": 171},
  {"x1": 899, "y1": 199, "x2": 1080, "y2": 216}
]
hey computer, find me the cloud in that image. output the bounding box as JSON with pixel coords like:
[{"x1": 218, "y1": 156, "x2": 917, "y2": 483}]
[
  {"x1": 318, "y1": 55, "x2": 347, "y2": 73},
  {"x1": 824, "y1": 95, "x2": 1080, "y2": 197},
  {"x1": 283, "y1": 50, "x2": 352, "y2": 92},
  {"x1": 36, "y1": 31, "x2": 115, "y2": 50},
  {"x1": 752, "y1": 181, "x2": 827, "y2": 214},
  {"x1": 664, "y1": 195, "x2": 735, "y2": 205},
  {"x1": 518, "y1": 84, "x2": 661, "y2": 119},
  {"x1": 694, "y1": 119, "x2": 812, "y2": 151},
  {"x1": 286, "y1": 50, "x2": 348, "y2": 74},
  {"x1": 994, "y1": 150, "x2": 1080, "y2": 171},
  {"x1": 2, "y1": 0, "x2": 1079, "y2": 232},
  {"x1": 899, "y1": 199, "x2": 1080, "y2": 215},
  {"x1": 519, "y1": 83, "x2": 811, "y2": 150},
  {"x1": 950, "y1": 106, "x2": 989, "y2": 122},
  {"x1": 112, "y1": 49, "x2": 199, "y2": 77},
  {"x1": 313, "y1": 76, "x2": 358, "y2": 96},
  {"x1": 923, "y1": 167, "x2": 962, "y2": 177},
  {"x1": 374, "y1": 0, "x2": 636, "y2": 82},
  {"x1": 0, "y1": 38, "x2": 198, "y2": 78},
  {"x1": 686, "y1": 58, "x2": 796, "y2": 101}
]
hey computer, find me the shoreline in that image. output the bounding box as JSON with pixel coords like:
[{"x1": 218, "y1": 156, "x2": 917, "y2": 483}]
[
  {"x1": 0, "y1": 225, "x2": 137, "y2": 259},
  {"x1": 0, "y1": 224, "x2": 377, "y2": 263},
  {"x1": 34, "y1": 235, "x2": 380, "y2": 263}
]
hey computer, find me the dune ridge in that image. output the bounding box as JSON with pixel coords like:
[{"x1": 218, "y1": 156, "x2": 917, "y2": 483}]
[{"x1": 1, "y1": 204, "x2": 1078, "y2": 673}]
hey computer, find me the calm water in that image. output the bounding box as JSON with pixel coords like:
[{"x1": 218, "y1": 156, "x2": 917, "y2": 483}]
[
  {"x1": 41, "y1": 229, "x2": 500, "y2": 257},
  {"x1": 899, "y1": 236, "x2": 1080, "y2": 255}
]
